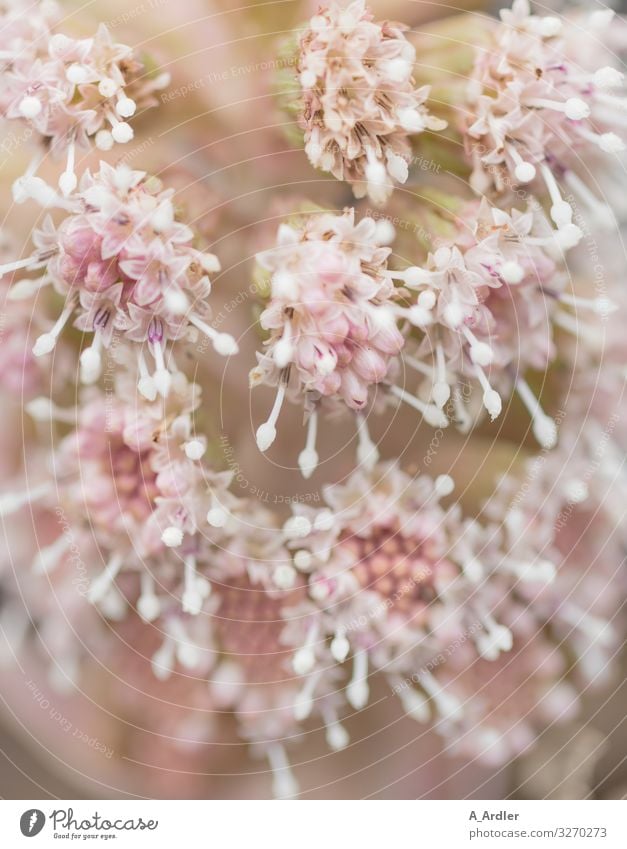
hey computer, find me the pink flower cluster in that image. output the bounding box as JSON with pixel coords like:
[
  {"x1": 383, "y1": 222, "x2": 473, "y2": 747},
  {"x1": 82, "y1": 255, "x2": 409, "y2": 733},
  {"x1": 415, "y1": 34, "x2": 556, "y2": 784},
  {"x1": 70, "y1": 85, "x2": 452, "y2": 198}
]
[
  {"x1": 295, "y1": 0, "x2": 446, "y2": 202},
  {"x1": 2, "y1": 162, "x2": 238, "y2": 394},
  {"x1": 251, "y1": 208, "x2": 405, "y2": 472},
  {"x1": 466, "y1": 0, "x2": 625, "y2": 233},
  {"x1": 1, "y1": 1, "x2": 168, "y2": 195}
]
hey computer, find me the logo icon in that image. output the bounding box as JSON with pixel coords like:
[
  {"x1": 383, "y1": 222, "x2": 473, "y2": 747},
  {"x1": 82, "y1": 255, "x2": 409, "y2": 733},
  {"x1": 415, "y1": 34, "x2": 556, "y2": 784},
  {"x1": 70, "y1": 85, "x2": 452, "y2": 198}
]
[{"x1": 20, "y1": 809, "x2": 45, "y2": 837}]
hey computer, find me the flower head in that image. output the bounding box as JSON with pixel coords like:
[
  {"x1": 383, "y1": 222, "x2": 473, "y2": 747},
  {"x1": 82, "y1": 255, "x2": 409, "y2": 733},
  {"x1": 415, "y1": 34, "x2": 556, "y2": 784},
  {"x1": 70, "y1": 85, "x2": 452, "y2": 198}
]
[
  {"x1": 466, "y1": 0, "x2": 625, "y2": 233},
  {"x1": 251, "y1": 208, "x2": 405, "y2": 471},
  {"x1": 2, "y1": 162, "x2": 237, "y2": 393},
  {"x1": 294, "y1": 0, "x2": 446, "y2": 202}
]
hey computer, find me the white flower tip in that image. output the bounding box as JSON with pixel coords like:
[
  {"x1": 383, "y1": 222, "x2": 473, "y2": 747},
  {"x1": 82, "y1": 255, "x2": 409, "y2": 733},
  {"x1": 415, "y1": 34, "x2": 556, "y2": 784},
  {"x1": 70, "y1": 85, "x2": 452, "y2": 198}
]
[
  {"x1": 403, "y1": 266, "x2": 427, "y2": 288},
  {"x1": 398, "y1": 107, "x2": 425, "y2": 133},
  {"x1": 80, "y1": 347, "x2": 102, "y2": 384},
  {"x1": 161, "y1": 526, "x2": 184, "y2": 547},
  {"x1": 137, "y1": 594, "x2": 161, "y2": 622},
  {"x1": 206, "y1": 507, "x2": 228, "y2": 528},
  {"x1": 384, "y1": 57, "x2": 412, "y2": 83},
  {"x1": 533, "y1": 415, "x2": 558, "y2": 449},
  {"x1": 435, "y1": 474, "x2": 455, "y2": 498},
  {"x1": 408, "y1": 305, "x2": 433, "y2": 328},
  {"x1": 298, "y1": 447, "x2": 318, "y2": 479},
  {"x1": 514, "y1": 161, "x2": 536, "y2": 183},
  {"x1": 470, "y1": 341, "x2": 493, "y2": 367},
  {"x1": 213, "y1": 333, "x2": 238, "y2": 356},
  {"x1": 300, "y1": 69, "x2": 317, "y2": 88},
  {"x1": 365, "y1": 158, "x2": 387, "y2": 187},
  {"x1": 25, "y1": 397, "x2": 54, "y2": 421},
  {"x1": 182, "y1": 589, "x2": 204, "y2": 616},
  {"x1": 330, "y1": 634, "x2": 350, "y2": 663},
  {"x1": 599, "y1": 132, "x2": 625, "y2": 153},
  {"x1": 98, "y1": 77, "x2": 118, "y2": 98},
  {"x1": 539, "y1": 16, "x2": 562, "y2": 37},
  {"x1": 33, "y1": 332, "x2": 56, "y2": 357},
  {"x1": 313, "y1": 509, "x2": 334, "y2": 532},
  {"x1": 417, "y1": 289, "x2": 436, "y2": 309},
  {"x1": 66, "y1": 63, "x2": 89, "y2": 84},
  {"x1": 111, "y1": 122, "x2": 134, "y2": 143},
  {"x1": 273, "y1": 337, "x2": 294, "y2": 369},
  {"x1": 373, "y1": 219, "x2": 396, "y2": 246},
  {"x1": 551, "y1": 200, "x2": 573, "y2": 228},
  {"x1": 347, "y1": 678, "x2": 369, "y2": 710},
  {"x1": 184, "y1": 440, "x2": 205, "y2": 460},
  {"x1": 271, "y1": 270, "x2": 299, "y2": 301},
  {"x1": 153, "y1": 369, "x2": 172, "y2": 397},
  {"x1": 283, "y1": 515, "x2": 312, "y2": 540},
  {"x1": 138, "y1": 376, "x2": 157, "y2": 401},
  {"x1": 293, "y1": 549, "x2": 313, "y2": 572},
  {"x1": 556, "y1": 223, "x2": 583, "y2": 250},
  {"x1": 58, "y1": 171, "x2": 77, "y2": 196},
  {"x1": 19, "y1": 96, "x2": 42, "y2": 118},
  {"x1": 256, "y1": 422, "x2": 277, "y2": 452},
  {"x1": 564, "y1": 97, "x2": 590, "y2": 121},
  {"x1": 326, "y1": 721, "x2": 350, "y2": 751},
  {"x1": 292, "y1": 647, "x2": 315, "y2": 676},
  {"x1": 483, "y1": 389, "x2": 502, "y2": 420},
  {"x1": 464, "y1": 557, "x2": 484, "y2": 583},
  {"x1": 443, "y1": 301, "x2": 464, "y2": 328},
  {"x1": 116, "y1": 96, "x2": 137, "y2": 118},
  {"x1": 594, "y1": 67, "x2": 624, "y2": 89},
  {"x1": 95, "y1": 130, "x2": 114, "y2": 151},
  {"x1": 432, "y1": 381, "x2": 450, "y2": 409},
  {"x1": 500, "y1": 261, "x2": 525, "y2": 284},
  {"x1": 273, "y1": 564, "x2": 297, "y2": 590},
  {"x1": 423, "y1": 404, "x2": 449, "y2": 428},
  {"x1": 163, "y1": 287, "x2": 189, "y2": 315}
]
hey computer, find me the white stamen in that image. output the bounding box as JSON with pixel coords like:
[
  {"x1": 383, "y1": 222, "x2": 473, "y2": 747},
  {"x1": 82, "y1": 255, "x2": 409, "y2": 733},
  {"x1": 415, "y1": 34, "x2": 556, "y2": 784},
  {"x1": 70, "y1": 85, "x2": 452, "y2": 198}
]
[
  {"x1": 355, "y1": 412, "x2": 379, "y2": 470},
  {"x1": 88, "y1": 554, "x2": 123, "y2": 604},
  {"x1": 33, "y1": 298, "x2": 76, "y2": 356},
  {"x1": 184, "y1": 439, "x2": 205, "y2": 460},
  {"x1": 527, "y1": 96, "x2": 590, "y2": 121},
  {"x1": 475, "y1": 365, "x2": 502, "y2": 420},
  {"x1": 188, "y1": 313, "x2": 239, "y2": 356},
  {"x1": 182, "y1": 555, "x2": 204, "y2": 615},
  {"x1": 398, "y1": 685, "x2": 430, "y2": 722},
  {"x1": 298, "y1": 411, "x2": 318, "y2": 479},
  {"x1": 151, "y1": 637, "x2": 175, "y2": 680},
  {"x1": 331, "y1": 630, "x2": 350, "y2": 663},
  {"x1": 256, "y1": 379, "x2": 287, "y2": 452},
  {"x1": 26, "y1": 397, "x2": 75, "y2": 423},
  {"x1": 390, "y1": 384, "x2": 449, "y2": 428},
  {"x1": 137, "y1": 573, "x2": 161, "y2": 622},
  {"x1": 323, "y1": 708, "x2": 350, "y2": 750},
  {"x1": 0, "y1": 483, "x2": 50, "y2": 517},
  {"x1": 161, "y1": 526, "x2": 184, "y2": 548},
  {"x1": 116, "y1": 95, "x2": 137, "y2": 118},
  {"x1": 516, "y1": 377, "x2": 557, "y2": 449},
  {"x1": 19, "y1": 96, "x2": 42, "y2": 118},
  {"x1": 32, "y1": 534, "x2": 70, "y2": 574},
  {"x1": 58, "y1": 139, "x2": 76, "y2": 196},
  {"x1": 273, "y1": 563, "x2": 297, "y2": 590},
  {"x1": 267, "y1": 744, "x2": 299, "y2": 800},
  {"x1": 293, "y1": 671, "x2": 320, "y2": 720},
  {"x1": 347, "y1": 648, "x2": 369, "y2": 709},
  {"x1": 283, "y1": 515, "x2": 312, "y2": 540},
  {"x1": 462, "y1": 325, "x2": 493, "y2": 366}
]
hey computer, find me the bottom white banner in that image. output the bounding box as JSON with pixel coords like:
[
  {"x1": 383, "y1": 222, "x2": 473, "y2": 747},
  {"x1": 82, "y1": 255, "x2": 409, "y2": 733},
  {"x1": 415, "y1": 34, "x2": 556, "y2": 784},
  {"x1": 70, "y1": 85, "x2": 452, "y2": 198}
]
[{"x1": 0, "y1": 800, "x2": 624, "y2": 847}]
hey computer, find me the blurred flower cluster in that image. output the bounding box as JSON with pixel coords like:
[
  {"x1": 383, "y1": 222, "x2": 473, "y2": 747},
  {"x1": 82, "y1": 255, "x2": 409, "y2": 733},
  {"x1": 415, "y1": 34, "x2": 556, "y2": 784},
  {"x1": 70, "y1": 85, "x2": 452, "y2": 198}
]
[{"x1": 0, "y1": 0, "x2": 625, "y2": 799}]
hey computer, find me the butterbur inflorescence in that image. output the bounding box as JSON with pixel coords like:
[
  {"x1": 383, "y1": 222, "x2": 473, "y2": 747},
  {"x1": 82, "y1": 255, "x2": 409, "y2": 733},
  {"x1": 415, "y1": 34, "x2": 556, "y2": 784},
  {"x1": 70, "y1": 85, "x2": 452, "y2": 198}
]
[
  {"x1": 466, "y1": 0, "x2": 626, "y2": 233},
  {"x1": 294, "y1": 0, "x2": 446, "y2": 203},
  {"x1": 2, "y1": 161, "x2": 238, "y2": 394},
  {"x1": 1, "y1": 0, "x2": 168, "y2": 197},
  {"x1": 0, "y1": 0, "x2": 625, "y2": 801}
]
